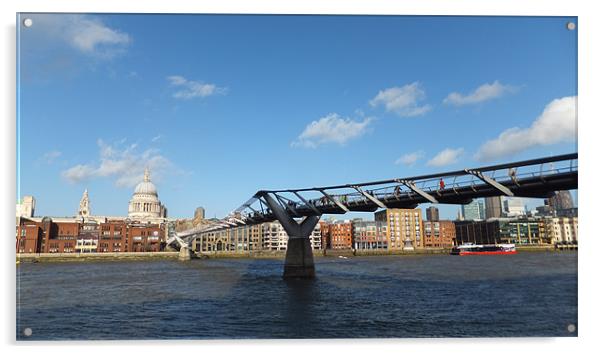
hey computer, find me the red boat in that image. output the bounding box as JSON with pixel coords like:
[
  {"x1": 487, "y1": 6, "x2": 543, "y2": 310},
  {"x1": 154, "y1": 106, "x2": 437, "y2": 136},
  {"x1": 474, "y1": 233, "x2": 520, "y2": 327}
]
[{"x1": 451, "y1": 243, "x2": 517, "y2": 256}]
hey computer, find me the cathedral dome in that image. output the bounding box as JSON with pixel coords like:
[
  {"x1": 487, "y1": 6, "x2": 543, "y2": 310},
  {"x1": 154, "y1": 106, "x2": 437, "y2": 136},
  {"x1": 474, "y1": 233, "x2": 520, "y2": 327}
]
[
  {"x1": 128, "y1": 168, "x2": 166, "y2": 220},
  {"x1": 134, "y1": 181, "x2": 158, "y2": 196},
  {"x1": 133, "y1": 169, "x2": 158, "y2": 196}
]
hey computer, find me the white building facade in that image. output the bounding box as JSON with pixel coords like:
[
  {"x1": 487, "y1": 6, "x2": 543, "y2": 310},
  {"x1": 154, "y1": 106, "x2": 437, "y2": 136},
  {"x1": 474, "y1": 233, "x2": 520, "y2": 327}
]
[
  {"x1": 503, "y1": 197, "x2": 526, "y2": 217},
  {"x1": 16, "y1": 195, "x2": 35, "y2": 218},
  {"x1": 261, "y1": 221, "x2": 322, "y2": 250},
  {"x1": 545, "y1": 217, "x2": 578, "y2": 244}
]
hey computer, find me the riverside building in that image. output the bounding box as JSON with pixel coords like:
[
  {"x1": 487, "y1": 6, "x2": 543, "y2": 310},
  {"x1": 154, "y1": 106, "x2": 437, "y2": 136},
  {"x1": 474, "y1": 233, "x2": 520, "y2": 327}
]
[
  {"x1": 193, "y1": 228, "x2": 229, "y2": 252},
  {"x1": 193, "y1": 221, "x2": 321, "y2": 252},
  {"x1": 545, "y1": 216, "x2": 578, "y2": 244},
  {"x1": 16, "y1": 168, "x2": 169, "y2": 254},
  {"x1": 454, "y1": 219, "x2": 503, "y2": 245},
  {"x1": 262, "y1": 221, "x2": 321, "y2": 251},
  {"x1": 422, "y1": 220, "x2": 456, "y2": 248},
  {"x1": 352, "y1": 219, "x2": 386, "y2": 250},
  {"x1": 16, "y1": 195, "x2": 35, "y2": 218},
  {"x1": 455, "y1": 217, "x2": 551, "y2": 246},
  {"x1": 319, "y1": 220, "x2": 331, "y2": 249},
  {"x1": 328, "y1": 220, "x2": 354, "y2": 249},
  {"x1": 16, "y1": 216, "x2": 166, "y2": 254},
  {"x1": 375, "y1": 208, "x2": 423, "y2": 250},
  {"x1": 262, "y1": 221, "x2": 290, "y2": 250}
]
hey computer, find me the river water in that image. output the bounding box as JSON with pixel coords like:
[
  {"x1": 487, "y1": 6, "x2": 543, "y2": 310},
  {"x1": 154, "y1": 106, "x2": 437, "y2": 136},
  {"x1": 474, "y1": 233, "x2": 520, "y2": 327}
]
[{"x1": 16, "y1": 252, "x2": 577, "y2": 340}]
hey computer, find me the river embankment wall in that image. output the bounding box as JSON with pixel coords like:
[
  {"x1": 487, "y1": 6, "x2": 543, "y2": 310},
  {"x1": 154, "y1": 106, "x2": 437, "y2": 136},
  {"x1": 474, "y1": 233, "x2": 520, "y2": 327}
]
[{"x1": 16, "y1": 245, "x2": 573, "y2": 263}]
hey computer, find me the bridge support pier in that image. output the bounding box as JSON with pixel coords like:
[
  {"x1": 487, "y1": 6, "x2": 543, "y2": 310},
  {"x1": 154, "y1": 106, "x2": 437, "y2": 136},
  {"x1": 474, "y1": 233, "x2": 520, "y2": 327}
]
[
  {"x1": 283, "y1": 222, "x2": 318, "y2": 278},
  {"x1": 178, "y1": 246, "x2": 192, "y2": 261},
  {"x1": 261, "y1": 192, "x2": 321, "y2": 279}
]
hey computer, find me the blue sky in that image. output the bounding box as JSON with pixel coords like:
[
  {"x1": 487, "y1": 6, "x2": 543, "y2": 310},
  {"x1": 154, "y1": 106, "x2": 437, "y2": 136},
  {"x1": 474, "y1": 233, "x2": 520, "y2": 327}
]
[{"x1": 17, "y1": 14, "x2": 578, "y2": 220}]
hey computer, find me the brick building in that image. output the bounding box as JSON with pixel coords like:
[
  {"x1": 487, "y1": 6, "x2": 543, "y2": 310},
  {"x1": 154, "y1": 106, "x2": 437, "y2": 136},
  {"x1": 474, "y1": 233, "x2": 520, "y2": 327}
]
[
  {"x1": 128, "y1": 222, "x2": 165, "y2": 252},
  {"x1": 97, "y1": 220, "x2": 128, "y2": 253},
  {"x1": 328, "y1": 220, "x2": 354, "y2": 249},
  {"x1": 16, "y1": 217, "x2": 45, "y2": 254},
  {"x1": 16, "y1": 217, "x2": 166, "y2": 253},
  {"x1": 319, "y1": 220, "x2": 331, "y2": 250},
  {"x1": 47, "y1": 220, "x2": 80, "y2": 253},
  {"x1": 422, "y1": 220, "x2": 456, "y2": 248}
]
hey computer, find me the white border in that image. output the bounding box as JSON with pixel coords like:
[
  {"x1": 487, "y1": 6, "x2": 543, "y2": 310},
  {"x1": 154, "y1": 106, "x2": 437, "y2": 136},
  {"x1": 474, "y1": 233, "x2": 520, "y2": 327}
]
[{"x1": 2, "y1": 1, "x2": 600, "y2": 353}]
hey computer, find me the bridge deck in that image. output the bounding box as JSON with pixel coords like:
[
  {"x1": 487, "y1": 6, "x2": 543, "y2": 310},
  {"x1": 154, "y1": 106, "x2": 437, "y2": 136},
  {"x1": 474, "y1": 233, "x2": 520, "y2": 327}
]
[{"x1": 172, "y1": 153, "x2": 577, "y2": 241}]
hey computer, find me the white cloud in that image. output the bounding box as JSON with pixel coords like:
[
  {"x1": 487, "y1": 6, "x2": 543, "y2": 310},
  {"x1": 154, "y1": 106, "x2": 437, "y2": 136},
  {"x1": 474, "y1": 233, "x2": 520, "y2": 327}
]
[
  {"x1": 474, "y1": 96, "x2": 577, "y2": 162},
  {"x1": 167, "y1": 75, "x2": 227, "y2": 99},
  {"x1": 61, "y1": 164, "x2": 96, "y2": 182},
  {"x1": 427, "y1": 148, "x2": 464, "y2": 167},
  {"x1": 395, "y1": 151, "x2": 424, "y2": 166},
  {"x1": 167, "y1": 75, "x2": 187, "y2": 86},
  {"x1": 62, "y1": 139, "x2": 174, "y2": 187},
  {"x1": 444, "y1": 81, "x2": 517, "y2": 106},
  {"x1": 291, "y1": 113, "x2": 373, "y2": 148},
  {"x1": 71, "y1": 17, "x2": 130, "y2": 54},
  {"x1": 41, "y1": 150, "x2": 62, "y2": 164},
  {"x1": 151, "y1": 135, "x2": 162, "y2": 142},
  {"x1": 33, "y1": 14, "x2": 131, "y2": 58},
  {"x1": 369, "y1": 82, "x2": 432, "y2": 117}
]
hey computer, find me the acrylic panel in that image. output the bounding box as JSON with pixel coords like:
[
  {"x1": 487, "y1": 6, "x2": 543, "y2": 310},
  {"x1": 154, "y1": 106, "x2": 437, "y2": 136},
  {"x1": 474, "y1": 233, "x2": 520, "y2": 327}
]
[{"x1": 16, "y1": 13, "x2": 578, "y2": 340}]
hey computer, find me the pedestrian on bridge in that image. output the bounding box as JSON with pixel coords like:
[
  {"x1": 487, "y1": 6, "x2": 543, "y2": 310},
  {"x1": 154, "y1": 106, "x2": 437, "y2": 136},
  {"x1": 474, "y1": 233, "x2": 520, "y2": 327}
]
[
  {"x1": 320, "y1": 196, "x2": 328, "y2": 205},
  {"x1": 509, "y1": 168, "x2": 518, "y2": 185}
]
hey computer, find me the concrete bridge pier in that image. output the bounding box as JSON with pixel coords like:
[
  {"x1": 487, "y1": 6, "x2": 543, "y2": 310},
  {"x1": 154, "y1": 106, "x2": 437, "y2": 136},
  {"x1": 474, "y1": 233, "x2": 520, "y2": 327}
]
[
  {"x1": 178, "y1": 246, "x2": 192, "y2": 261},
  {"x1": 282, "y1": 218, "x2": 319, "y2": 278},
  {"x1": 261, "y1": 192, "x2": 321, "y2": 278}
]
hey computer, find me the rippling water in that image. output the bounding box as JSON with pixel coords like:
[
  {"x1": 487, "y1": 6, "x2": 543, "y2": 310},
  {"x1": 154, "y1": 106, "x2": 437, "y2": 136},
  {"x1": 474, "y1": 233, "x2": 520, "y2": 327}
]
[{"x1": 16, "y1": 252, "x2": 577, "y2": 340}]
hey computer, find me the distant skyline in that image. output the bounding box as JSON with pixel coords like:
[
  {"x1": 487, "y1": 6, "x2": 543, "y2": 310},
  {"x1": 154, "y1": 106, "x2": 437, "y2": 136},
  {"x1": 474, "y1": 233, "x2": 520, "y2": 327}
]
[{"x1": 17, "y1": 14, "x2": 577, "y2": 219}]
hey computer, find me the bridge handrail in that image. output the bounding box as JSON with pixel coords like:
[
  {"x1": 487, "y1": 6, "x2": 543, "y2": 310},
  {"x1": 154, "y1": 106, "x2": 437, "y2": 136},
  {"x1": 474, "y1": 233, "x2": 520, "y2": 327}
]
[{"x1": 261, "y1": 153, "x2": 577, "y2": 193}]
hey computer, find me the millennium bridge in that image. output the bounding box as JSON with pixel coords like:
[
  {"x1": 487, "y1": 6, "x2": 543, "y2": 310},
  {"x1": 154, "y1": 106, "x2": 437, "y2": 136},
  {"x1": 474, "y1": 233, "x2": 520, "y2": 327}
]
[{"x1": 168, "y1": 153, "x2": 578, "y2": 278}]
